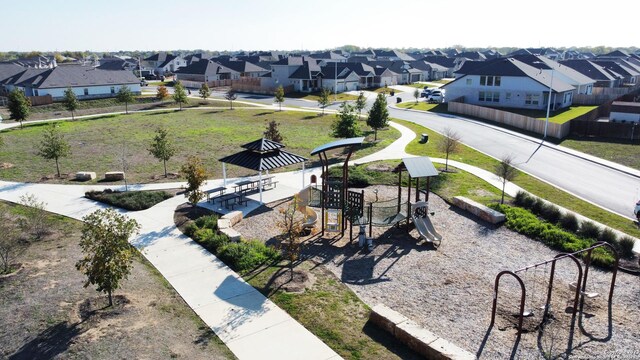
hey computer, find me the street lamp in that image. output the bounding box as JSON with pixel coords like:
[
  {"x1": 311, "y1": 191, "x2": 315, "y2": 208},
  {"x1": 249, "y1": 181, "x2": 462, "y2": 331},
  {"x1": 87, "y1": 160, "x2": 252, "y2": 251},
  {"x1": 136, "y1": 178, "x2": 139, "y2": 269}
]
[{"x1": 543, "y1": 69, "x2": 554, "y2": 139}]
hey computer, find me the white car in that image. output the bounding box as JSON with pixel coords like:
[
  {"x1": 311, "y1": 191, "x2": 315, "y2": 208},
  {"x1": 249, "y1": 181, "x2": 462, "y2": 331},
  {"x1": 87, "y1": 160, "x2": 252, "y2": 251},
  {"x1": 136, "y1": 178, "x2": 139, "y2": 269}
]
[
  {"x1": 426, "y1": 90, "x2": 443, "y2": 103},
  {"x1": 635, "y1": 200, "x2": 640, "y2": 221}
]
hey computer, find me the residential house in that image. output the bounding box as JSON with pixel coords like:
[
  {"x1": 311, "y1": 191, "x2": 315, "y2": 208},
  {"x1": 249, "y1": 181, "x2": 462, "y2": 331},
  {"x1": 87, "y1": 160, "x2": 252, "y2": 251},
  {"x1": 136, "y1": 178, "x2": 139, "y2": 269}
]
[
  {"x1": 214, "y1": 59, "x2": 269, "y2": 78},
  {"x1": 175, "y1": 60, "x2": 237, "y2": 83},
  {"x1": 373, "y1": 49, "x2": 415, "y2": 61},
  {"x1": 421, "y1": 56, "x2": 457, "y2": 77},
  {"x1": 341, "y1": 62, "x2": 376, "y2": 88},
  {"x1": 308, "y1": 51, "x2": 347, "y2": 64},
  {"x1": 288, "y1": 61, "x2": 324, "y2": 92},
  {"x1": 143, "y1": 52, "x2": 187, "y2": 76},
  {"x1": 1, "y1": 68, "x2": 48, "y2": 94},
  {"x1": 320, "y1": 63, "x2": 360, "y2": 92},
  {"x1": 560, "y1": 60, "x2": 623, "y2": 88},
  {"x1": 2, "y1": 55, "x2": 57, "y2": 69},
  {"x1": 368, "y1": 61, "x2": 421, "y2": 83},
  {"x1": 512, "y1": 55, "x2": 595, "y2": 94},
  {"x1": 592, "y1": 60, "x2": 640, "y2": 85},
  {"x1": 442, "y1": 57, "x2": 576, "y2": 110},
  {"x1": 10, "y1": 66, "x2": 140, "y2": 100},
  {"x1": 609, "y1": 101, "x2": 640, "y2": 123},
  {"x1": 0, "y1": 63, "x2": 30, "y2": 94},
  {"x1": 373, "y1": 67, "x2": 397, "y2": 87}
]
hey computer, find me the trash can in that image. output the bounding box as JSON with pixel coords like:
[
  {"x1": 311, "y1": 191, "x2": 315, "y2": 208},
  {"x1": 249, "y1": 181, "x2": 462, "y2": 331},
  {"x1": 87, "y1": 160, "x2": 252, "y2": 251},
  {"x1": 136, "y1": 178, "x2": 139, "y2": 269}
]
[
  {"x1": 396, "y1": 97, "x2": 402, "y2": 104},
  {"x1": 420, "y1": 133, "x2": 429, "y2": 143},
  {"x1": 390, "y1": 90, "x2": 395, "y2": 96}
]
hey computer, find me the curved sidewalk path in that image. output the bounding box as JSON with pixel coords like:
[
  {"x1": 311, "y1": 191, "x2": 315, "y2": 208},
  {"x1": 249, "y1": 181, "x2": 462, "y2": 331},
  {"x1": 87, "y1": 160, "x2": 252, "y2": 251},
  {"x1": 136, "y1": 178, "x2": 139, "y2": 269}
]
[{"x1": 0, "y1": 115, "x2": 637, "y2": 359}]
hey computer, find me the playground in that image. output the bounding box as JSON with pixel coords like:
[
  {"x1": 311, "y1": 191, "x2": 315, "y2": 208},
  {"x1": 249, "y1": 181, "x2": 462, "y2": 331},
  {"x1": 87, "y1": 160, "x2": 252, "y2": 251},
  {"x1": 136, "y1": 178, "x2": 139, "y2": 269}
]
[{"x1": 236, "y1": 184, "x2": 640, "y2": 359}]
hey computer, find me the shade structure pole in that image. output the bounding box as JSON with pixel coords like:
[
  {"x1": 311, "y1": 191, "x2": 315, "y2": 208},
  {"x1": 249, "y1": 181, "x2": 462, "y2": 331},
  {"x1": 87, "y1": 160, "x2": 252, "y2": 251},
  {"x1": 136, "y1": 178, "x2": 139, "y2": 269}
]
[
  {"x1": 259, "y1": 171, "x2": 263, "y2": 204},
  {"x1": 222, "y1": 163, "x2": 227, "y2": 187},
  {"x1": 302, "y1": 162, "x2": 305, "y2": 188}
]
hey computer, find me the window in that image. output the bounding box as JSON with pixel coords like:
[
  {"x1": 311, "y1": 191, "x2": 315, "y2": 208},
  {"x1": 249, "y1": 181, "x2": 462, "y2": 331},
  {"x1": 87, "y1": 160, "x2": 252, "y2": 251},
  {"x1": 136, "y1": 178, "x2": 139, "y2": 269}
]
[
  {"x1": 486, "y1": 76, "x2": 494, "y2": 86},
  {"x1": 34, "y1": 89, "x2": 39, "y2": 96},
  {"x1": 506, "y1": 92, "x2": 512, "y2": 100},
  {"x1": 84, "y1": 88, "x2": 89, "y2": 96},
  {"x1": 494, "y1": 76, "x2": 501, "y2": 86},
  {"x1": 478, "y1": 91, "x2": 485, "y2": 101},
  {"x1": 110, "y1": 86, "x2": 115, "y2": 94},
  {"x1": 564, "y1": 92, "x2": 572, "y2": 103},
  {"x1": 492, "y1": 92, "x2": 500, "y2": 102},
  {"x1": 480, "y1": 75, "x2": 501, "y2": 87},
  {"x1": 466, "y1": 78, "x2": 472, "y2": 85},
  {"x1": 525, "y1": 93, "x2": 540, "y2": 105},
  {"x1": 479, "y1": 91, "x2": 500, "y2": 102},
  {"x1": 480, "y1": 76, "x2": 486, "y2": 86}
]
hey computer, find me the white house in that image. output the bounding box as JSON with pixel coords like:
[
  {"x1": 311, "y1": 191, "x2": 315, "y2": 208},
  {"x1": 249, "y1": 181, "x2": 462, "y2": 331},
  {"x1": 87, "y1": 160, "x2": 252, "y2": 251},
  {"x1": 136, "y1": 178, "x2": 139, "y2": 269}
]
[
  {"x1": 320, "y1": 64, "x2": 360, "y2": 92},
  {"x1": 609, "y1": 102, "x2": 640, "y2": 123},
  {"x1": 12, "y1": 66, "x2": 141, "y2": 100},
  {"x1": 143, "y1": 52, "x2": 187, "y2": 76},
  {"x1": 442, "y1": 58, "x2": 575, "y2": 110},
  {"x1": 512, "y1": 55, "x2": 595, "y2": 94}
]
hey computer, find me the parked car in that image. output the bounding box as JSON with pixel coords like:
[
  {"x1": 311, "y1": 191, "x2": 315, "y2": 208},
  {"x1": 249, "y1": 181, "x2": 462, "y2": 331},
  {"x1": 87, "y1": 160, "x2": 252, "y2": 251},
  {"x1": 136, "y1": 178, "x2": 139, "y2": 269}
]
[
  {"x1": 140, "y1": 79, "x2": 148, "y2": 86},
  {"x1": 634, "y1": 200, "x2": 640, "y2": 220},
  {"x1": 144, "y1": 74, "x2": 157, "y2": 80},
  {"x1": 421, "y1": 88, "x2": 434, "y2": 98},
  {"x1": 426, "y1": 90, "x2": 443, "y2": 103}
]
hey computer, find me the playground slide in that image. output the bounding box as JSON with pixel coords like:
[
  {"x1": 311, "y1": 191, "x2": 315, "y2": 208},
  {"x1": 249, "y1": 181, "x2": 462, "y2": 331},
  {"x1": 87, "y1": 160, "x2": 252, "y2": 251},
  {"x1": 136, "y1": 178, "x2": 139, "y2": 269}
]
[{"x1": 411, "y1": 201, "x2": 443, "y2": 243}]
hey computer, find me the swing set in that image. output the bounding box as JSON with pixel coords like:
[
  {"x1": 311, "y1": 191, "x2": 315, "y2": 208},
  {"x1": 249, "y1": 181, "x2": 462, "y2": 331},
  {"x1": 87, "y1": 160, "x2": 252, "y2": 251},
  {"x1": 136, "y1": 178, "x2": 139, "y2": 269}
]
[{"x1": 490, "y1": 242, "x2": 619, "y2": 335}]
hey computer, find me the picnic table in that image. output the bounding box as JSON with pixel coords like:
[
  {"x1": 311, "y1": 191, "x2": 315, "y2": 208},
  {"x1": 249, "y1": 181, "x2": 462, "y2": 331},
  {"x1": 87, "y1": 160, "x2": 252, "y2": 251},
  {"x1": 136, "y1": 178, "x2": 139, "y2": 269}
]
[
  {"x1": 233, "y1": 176, "x2": 277, "y2": 194},
  {"x1": 216, "y1": 193, "x2": 243, "y2": 209},
  {"x1": 205, "y1": 186, "x2": 227, "y2": 203}
]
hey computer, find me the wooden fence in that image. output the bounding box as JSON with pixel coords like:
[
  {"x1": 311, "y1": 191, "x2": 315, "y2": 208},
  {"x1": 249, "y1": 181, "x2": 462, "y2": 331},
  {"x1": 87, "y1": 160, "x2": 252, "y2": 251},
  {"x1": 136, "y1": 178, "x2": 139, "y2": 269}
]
[
  {"x1": 574, "y1": 85, "x2": 640, "y2": 105},
  {"x1": 448, "y1": 101, "x2": 571, "y2": 139},
  {"x1": 27, "y1": 95, "x2": 53, "y2": 106},
  {"x1": 571, "y1": 120, "x2": 640, "y2": 141},
  {"x1": 232, "y1": 84, "x2": 294, "y2": 95}
]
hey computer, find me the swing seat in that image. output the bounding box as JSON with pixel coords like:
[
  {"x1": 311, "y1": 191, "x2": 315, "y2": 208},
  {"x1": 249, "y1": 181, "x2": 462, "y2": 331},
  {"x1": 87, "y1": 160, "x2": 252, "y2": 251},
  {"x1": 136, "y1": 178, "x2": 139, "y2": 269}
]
[{"x1": 569, "y1": 282, "x2": 599, "y2": 299}]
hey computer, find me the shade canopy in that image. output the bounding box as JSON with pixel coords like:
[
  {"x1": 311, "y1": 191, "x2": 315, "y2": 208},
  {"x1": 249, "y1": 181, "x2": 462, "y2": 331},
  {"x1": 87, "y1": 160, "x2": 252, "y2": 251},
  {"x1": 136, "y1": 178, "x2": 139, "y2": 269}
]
[
  {"x1": 219, "y1": 138, "x2": 307, "y2": 172},
  {"x1": 394, "y1": 156, "x2": 439, "y2": 178},
  {"x1": 310, "y1": 137, "x2": 365, "y2": 156}
]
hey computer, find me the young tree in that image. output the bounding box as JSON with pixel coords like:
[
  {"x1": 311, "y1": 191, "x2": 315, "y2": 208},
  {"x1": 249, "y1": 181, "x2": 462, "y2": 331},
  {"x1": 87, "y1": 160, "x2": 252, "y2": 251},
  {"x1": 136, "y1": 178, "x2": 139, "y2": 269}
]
[
  {"x1": 264, "y1": 120, "x2": 283, "y2": 143},
  {"x1": 332, "y1": 102, "x2": 361, "y2": 138},
  {"x1": 354, "y1": 91, "x2": 367, "y2": 118},
  {"x1": 367, "y1": 93, "x2": 389, "y2": 141},
  {"x1": 199, "y1": 83, "x2": 210, "y2": 101},
  {"x1": 495, "y1": 155, "x2": 518, "y2": 204},
  {"x1": 438, "y1": 127, "x2": 461, "y2": 172},
  {"x1": 276, "y1": 196, "x2": 304, "y2": 280},
  {"x1": 63, "y1": 87, "x2": 79, "y2": 120},
  {"x1": 224, "y1": 89, "x2": 237, "y2": 109},
  {"x1": 156, "y1": 84, "x2": 169, "y2": 102},
  {"x1": 0, "y1": 207, "x2": 22, "y2": 274},
  {"x1": 76, "y1": 208, "x2": 140, "y2": 306},
  {"x1": 116, "y1": 85, "x2": 135, "y2": 114},
  {"x1": 8, "y1": 88, "x2": 31, "y2": 128},
  {"x1": 38, "y1": 124, "x2": 71, "y2": 177},
  {"x1": 18, "y1": 193, "x2": 51, "y2": 240},
  {"x1": 274, "y1": 85, "x2": 285, "y2": 111},
  {"x1": 181, "y1": 156, "x2": 207, "y2": 206},
  {"x1": 413, "y1": 88, "x2": 420, "y2": 103},
  {"x1": 148, "y1": 127, "x2": 176, "y2": 177},
  {"x1": 172, "y1": 81, "x2": 189, "y2": 110},
  {"x1": 317, "y1": 88, "x2": 331, "y2": 115}
]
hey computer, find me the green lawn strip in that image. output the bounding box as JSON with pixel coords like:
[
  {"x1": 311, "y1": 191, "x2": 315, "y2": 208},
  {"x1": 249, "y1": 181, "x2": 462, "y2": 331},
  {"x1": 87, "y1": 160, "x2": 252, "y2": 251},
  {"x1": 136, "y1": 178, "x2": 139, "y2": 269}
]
[
  {"x1": 396, "y1": 119, "x2": 640, "y2": 239},
  {"x1": 0, "y1": 109, "x2": 399, "y2": 184},
  {"x1": 370, "y1": 87, "x2": 403, "y2": 94},
  {"x1": 244, "y1": 261, "x2": 417, "y2": 360},
  {"x1": 482, "y1": 106, "x2": 597, "y2": 124},
  {"x1": 397, "y1": 102, "x2": 449, "y2": 113},
  {"x1": 84, "y1": 189, "x2": 174, "y2": 211},
  {"x1": 287, "y1": 92, "x2": 359, "y2": 102},
  {"x1": 430, "y1": 79, "x2": 452, "y2": 84},
  {"x1": 559, "y1": 137, "x2": 640, "y2": 171}
]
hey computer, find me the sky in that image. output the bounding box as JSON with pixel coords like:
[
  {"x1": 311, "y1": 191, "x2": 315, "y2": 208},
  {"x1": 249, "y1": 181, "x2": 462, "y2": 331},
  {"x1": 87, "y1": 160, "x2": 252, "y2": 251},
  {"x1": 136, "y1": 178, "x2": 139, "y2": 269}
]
[{"x1": 1, "y1": 0, "x2": 637, "y2": 52}]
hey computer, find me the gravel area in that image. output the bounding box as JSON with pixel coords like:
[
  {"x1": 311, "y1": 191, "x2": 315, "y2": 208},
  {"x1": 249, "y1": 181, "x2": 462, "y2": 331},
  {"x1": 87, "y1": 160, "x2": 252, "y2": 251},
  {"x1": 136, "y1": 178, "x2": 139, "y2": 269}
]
[{"x1": 236, "y1": 185, "x2": 640, "y2": 359}]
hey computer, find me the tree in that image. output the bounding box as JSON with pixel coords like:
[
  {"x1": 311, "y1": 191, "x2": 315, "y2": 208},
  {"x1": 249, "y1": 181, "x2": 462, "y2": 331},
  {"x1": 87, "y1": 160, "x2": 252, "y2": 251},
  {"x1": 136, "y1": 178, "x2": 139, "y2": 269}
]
[
  {"x1": 332, "y1": 102, "x2": 361, "y2": 138},
  {"x1": 495, "y1": 155, "x2": 518, "y2": 204},
  {"x1": 76, "y1": 208, "x2": 140, "y2": 306},
  {"x1": 116, "y1": 85, "x2": 135, "y2": 114},
  {"x1": 8, "y1": 88, "x2": 31, "y2": 128},
  {"x1": 199, "y1": 83, "x2": 210, "y2": 101},
  {"x1": 366, "y1": 93, "x2": 389, "y2": 141},
  {"x1": 63, "y1": 87, "x2": 79, "y2": 120},
  {"x1": 413, "y1": 88, "x2": 420, "y2": 103},
  {"x1": 181, "y1": 156, "x2": 207, "y2": 206},
  {"x1": 0, "y1": 207, "x2": 23, "y2": 274},
  {"x1": 173, "y1": 81, "x2": 189, "y2": 110},
  {"x1": 317, "y1": 88, "x2": 331, "y2": 115},
  {"x1": 156, "y1": 85, "x2": 169, "y2": 102},
  {"x1": 438, "y1": 127, "x2": 461, "y2": 172},
  {"x1": 354, "y1": 91, "x2": 367, "y2": 118},
  {"x1": 148, "y1": 127, "x2": 176, "y2": 177},
  {"x1": 224, "y1": 89, "x2": 237, "y2": 110},
  {"x1": 264, "y1": 120, "x2": 283, "y2": 143},
  {"x1": 276, "y1": 196, "x2": 304, "y2": 280},
  {"x1": 274, "y1": 85, "x2": 285, "y2": 111},
  {"x1": 18, "y1": 193, "x2": 51, "y2": 240},
  {"x1": 38, "y1": 124, "x2": 71, "y2": 177}
]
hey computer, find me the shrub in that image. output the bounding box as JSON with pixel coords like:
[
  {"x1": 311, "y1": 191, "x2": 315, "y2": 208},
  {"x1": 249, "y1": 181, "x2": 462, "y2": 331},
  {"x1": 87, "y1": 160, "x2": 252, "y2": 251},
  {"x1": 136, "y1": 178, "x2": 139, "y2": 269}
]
[
  {"x1": 598, "y1": 228, "x2": 617, "y2": 244},
  {"x1": 588, "y1": 248, "x2": 616, "y2": 268},
  {"x1": 540, "y1": 203, "x2": 562, "y2": 224},
  {"x1": 193, "y1": 228, "x2": 216, "y2": 244},
  {"x1": 184, "y1": 222, "x2": 198, "y2": 237},
  {"x1": 615, "y1": 236, "x2": 636, "y2": 259},
  {"x1": 85, "y1": 190, "x2": 172, "y2": 211},
  {"x1": 531, "y1": 198, "x2": 546, "y2": 215},
  {"x1": 206, "y1": 233, "x2": 230, "y2": 253},
  {"x1": 195, "y1": 215, "x2": 218, "y2": 231},
  {"x1": 559, "y1": 213, "x2": 579, "y2": 232},
  {"x1": 580, "y1": 221, "x2": 601, "y2": 240},
  {"x1": 514, "y1": 191, "x2": 531, "y2": 207},
  {"x1": 218, "y1": 240, "x2": 280, "y2": 272}
]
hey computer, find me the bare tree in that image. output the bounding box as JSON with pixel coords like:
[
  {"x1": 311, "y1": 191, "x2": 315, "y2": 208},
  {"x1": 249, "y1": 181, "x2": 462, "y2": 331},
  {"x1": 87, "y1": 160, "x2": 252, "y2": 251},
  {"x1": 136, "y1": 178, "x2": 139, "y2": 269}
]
[
  {"x1": 437, "y1": 127, "x2": 461, "y2": 172},
  {"x1": 18, "y1": 193, "x2": 50, "y2": 240},
  {"x1": 276, "y1": 196, "x2": 305, "y2": 280},
  {"x1": 495, "y1": 155, "x2": 518, "y2": 204},
  {"x1": 0, "y1": 207, "x2": 23, "y2": 274}
]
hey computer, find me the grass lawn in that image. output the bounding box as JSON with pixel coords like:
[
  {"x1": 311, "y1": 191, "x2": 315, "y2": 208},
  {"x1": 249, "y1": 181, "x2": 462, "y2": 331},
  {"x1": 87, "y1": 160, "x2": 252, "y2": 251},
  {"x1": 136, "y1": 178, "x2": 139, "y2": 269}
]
[
  {"x1": 0, "y1": 201, "x2": 235, "y2": 359},
  {"x1": 559, "y1": 137, "x2": 640, "y2": 171},
  {"x1": 370, "y1": 87, "x2": 402, "y2": 94},
  {"x1": 397, "y1": 119, "x2": 640, "y2": 239},
  {"x1": 431, "y1": 79, "x2": 452, "y2": 84},
  {"x1": 486, "y1": 106, "x2": 598, "y2": 124},
  {"x1": 397, "y1": 102, "x2": 449, "y2": 113},
  {"x1": 244, "y1": 261, "x2": 419, "y2": 360},
  {"x1": 288, "y1": 91, "x2": 359, "y2": 102},
  {"x1": 85, "y1": 189, "x2": 177, "y2": 210},
  {"x1": 0, "y1": 109, "x2": 399, "y2": 184}
]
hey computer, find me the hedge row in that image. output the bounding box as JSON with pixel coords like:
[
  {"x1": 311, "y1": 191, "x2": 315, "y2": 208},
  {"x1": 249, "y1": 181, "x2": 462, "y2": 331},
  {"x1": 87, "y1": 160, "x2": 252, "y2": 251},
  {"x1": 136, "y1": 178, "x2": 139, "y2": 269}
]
[
  {"x1": 185, "y1": 215, "x2": 280, "y2": 272},
  {"x1": 514, "y1": 191, "x2": 635, "y2": 259},
  {"x1": 85, "y1": 189, "x2": 172, "y2": 211},
  {"x1": 494, "y1": 204, "x2": 616, "y2": 268}
]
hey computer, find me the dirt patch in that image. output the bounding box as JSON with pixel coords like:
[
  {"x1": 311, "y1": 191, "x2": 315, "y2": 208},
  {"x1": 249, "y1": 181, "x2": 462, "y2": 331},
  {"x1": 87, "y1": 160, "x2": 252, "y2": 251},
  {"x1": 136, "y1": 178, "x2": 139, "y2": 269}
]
[
  {"x1": 150, "y1": 172, "x2": 181, "y2": 181},
  {"x1": 269, "y1": 268, "x2": 315, "y2": 293},
  {"x1": 0, "y1": 162, "x2": 14, "y2": 169},
  {"x1": 366, "y1": 162, "x2": 394, "y2": 172}
]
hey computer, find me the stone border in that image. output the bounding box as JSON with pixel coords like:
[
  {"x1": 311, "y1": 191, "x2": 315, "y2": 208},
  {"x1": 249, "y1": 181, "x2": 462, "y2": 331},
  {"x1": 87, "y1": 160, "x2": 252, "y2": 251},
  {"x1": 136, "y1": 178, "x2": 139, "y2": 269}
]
[
  {"x1": 218, "y1": 210, "x2": 243, "y2": 241},
  {"x1": 452, "y1": 196, "x2": 505, "y2": 224},
  {"x1": 370, "y1": 304, "x2": 476, "y2": 360}
]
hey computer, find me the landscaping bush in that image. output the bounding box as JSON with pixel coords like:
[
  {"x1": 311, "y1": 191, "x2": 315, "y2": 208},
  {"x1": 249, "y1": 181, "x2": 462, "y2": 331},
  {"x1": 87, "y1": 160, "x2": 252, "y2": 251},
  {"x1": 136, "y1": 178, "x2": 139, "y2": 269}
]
[
  {"x1": 559, "y1": 213, "x2": 580, "y2": 232},
  {"x1": 327, "y1": 165, "x2": 372, "y2": 188},
  {"x1": 514, "y1": 191, "x2": 530, "y2": 207},
  {"x1": 531, "y1": 197, "x2": 546, "y2": 215},
  {"x1": 184, "y1": 222, "x2": 198, "y2": 237},
  {"x1": 589, "y1": 247, "x2": 616, "y2": 268},
  {"x1": 195, "y1": 215, "x2": 218, "y2": 231},
  {"x1": 85, "y1": 190, "x2": 173, "y2": 211},
  {"x1": 598, "y1": 228, "x2": 617, "y2": 244},
  {"x1": 615, "y1": 236, "x2": 636, "y2": 259},
  {"x1": 218, "y1": 240, "x2": 280, "y2": 272},
  {"x1": 580, "y1": 221, "x2": 601, "y2": 240},
  {"x1": 540, "y1": 203, "x2": 562, "y2": 224}
]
